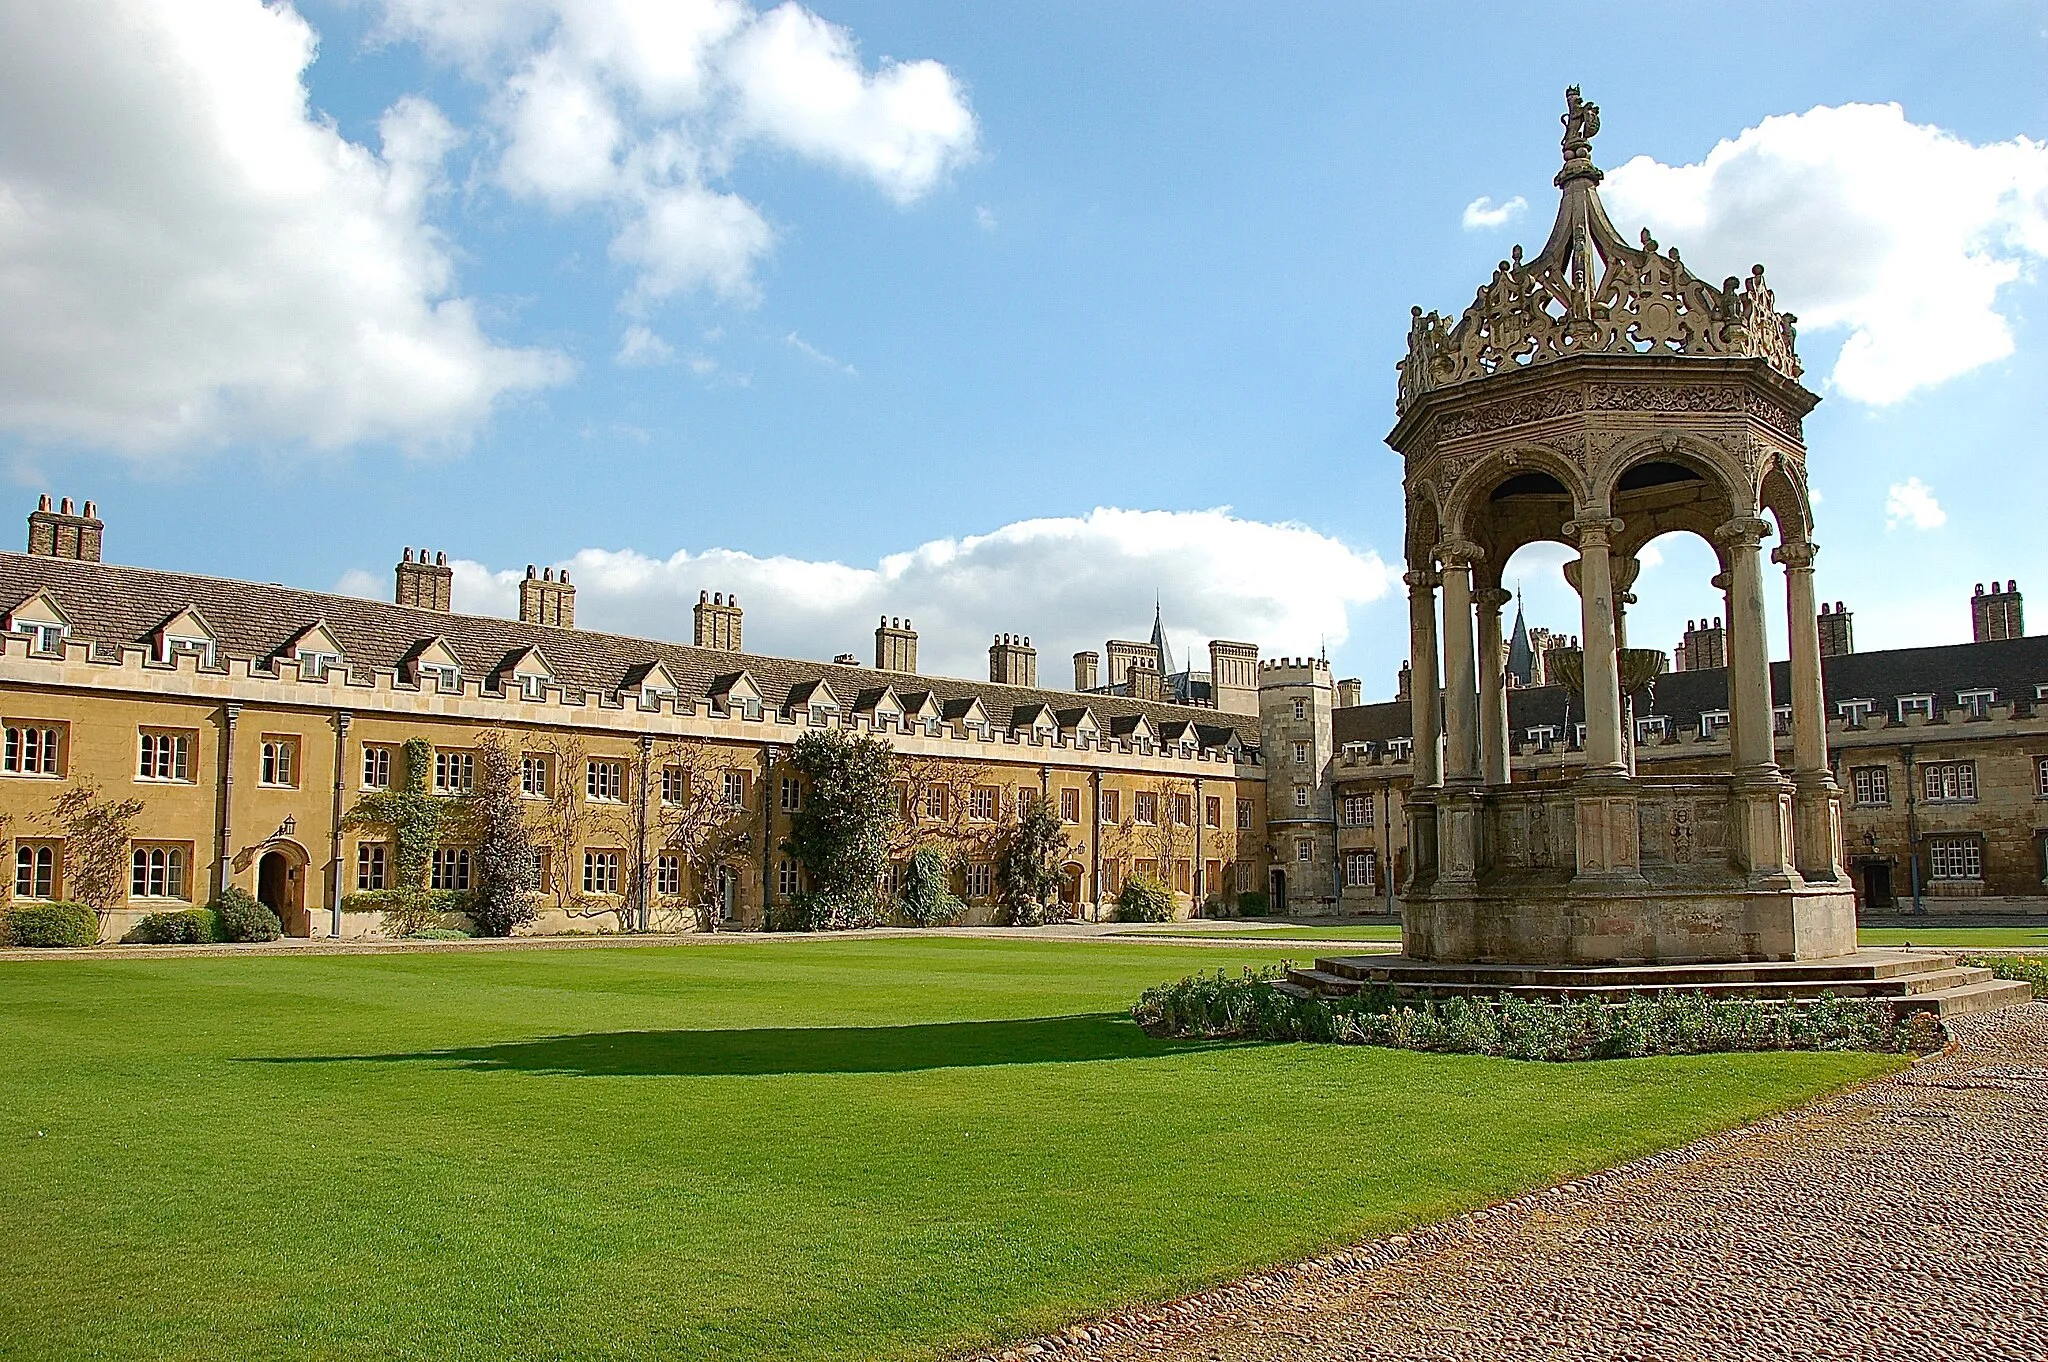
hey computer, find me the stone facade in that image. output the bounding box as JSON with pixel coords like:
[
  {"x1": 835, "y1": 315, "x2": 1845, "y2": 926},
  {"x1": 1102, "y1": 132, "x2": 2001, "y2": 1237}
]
[{"x1": 0, "y1": 504, "x2": 1274, "y2": 941}]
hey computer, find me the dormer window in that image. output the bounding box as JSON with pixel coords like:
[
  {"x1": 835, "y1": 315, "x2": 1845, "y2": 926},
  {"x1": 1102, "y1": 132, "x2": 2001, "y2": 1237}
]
[
  {"x1": 1387, "y1": 737, "x2": 1413, "y2": 761},
  {"x1": 1700, "y1": 710, "x2": 1731, "y2": 739},
  {"x1": 1897, "y1": 695, "x2": 1934, "y2": 722},
  {"x1": 1636, "y1": 715, "x2": 1669, "y2": 742},
  {"x1": 1526, "y1": 724, "x2": 1560, "y2": 747},
  {"x1": 809, "y1": 704, "x2": 830, "y2": 727},
  {"x1": 1957, "y1": 688, "x2": 1996, "y2": 718},
  {"x1": 517, "y1": 673, "x2": 548, "y2": 701},
  {"x1": 20, "y1": 623, "x2": 64, "y2": 654},
  {"x1": 162, "y1": 634, "x2": 215, "y2": 666},
  {"x1": 297, "y1": 649, "x2": 343, "y2": 681},
  {"x1": 1837, "y1": 698, "x2": 1875, "y2": 726},
  {"x1": 1772, "y1": 706, "x2": 1793, "y2": 737},
  {"x1": 422, "y1": 663, "x2": 461, "y2": 692}
]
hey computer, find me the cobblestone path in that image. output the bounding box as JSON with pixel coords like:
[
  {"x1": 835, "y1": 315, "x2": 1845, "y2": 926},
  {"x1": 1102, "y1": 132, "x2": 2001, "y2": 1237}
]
[{"x1": 985, "y1": 1004, "x2": 2048, "y2": 1362}]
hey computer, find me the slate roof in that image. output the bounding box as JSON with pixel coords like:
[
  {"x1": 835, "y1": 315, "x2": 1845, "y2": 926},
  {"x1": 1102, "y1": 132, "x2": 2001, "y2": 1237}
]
[
  {"x1": 0, "y1": 552, "x2": 1263, "y2": 750},
  {"x1": 1333, "y1": 634, "x2": 2048, "y2": 748}
]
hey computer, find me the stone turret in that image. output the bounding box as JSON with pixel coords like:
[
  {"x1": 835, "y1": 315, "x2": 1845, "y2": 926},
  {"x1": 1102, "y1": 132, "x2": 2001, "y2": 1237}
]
[{"x1": 1258, "y1": 657, "x2": 1336, "y2": 912}]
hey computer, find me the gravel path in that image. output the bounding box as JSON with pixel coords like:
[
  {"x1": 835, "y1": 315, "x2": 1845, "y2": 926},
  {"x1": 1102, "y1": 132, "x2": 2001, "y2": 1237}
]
[{"x1": 972, "y1": 1003, "x2": 2048, "y2": 1362}]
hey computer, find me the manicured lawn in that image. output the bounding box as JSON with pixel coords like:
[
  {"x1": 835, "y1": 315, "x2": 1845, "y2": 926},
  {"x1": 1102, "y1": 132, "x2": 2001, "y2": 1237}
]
[
  {"x1": 1857, "y1": 925, "x2": 2048, "y2": 948},
  {"x1": 0, "y1": 937, "x2": 1897, "y2": 1362},
  {"x1": 1116, "y1": 923, "x2": 1404, "y2": 941}
]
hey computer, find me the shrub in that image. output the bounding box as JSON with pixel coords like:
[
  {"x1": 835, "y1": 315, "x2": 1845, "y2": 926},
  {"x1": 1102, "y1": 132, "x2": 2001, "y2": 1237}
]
[
  {"x1": 213, "y1": 887, "x2": 282, "y2": 943},
  {"x1": 128, "y1": 909, "x2": 219, "y2": 945},
  {"x1": 896, "y1": 846, "x2": 964, "y2": 927},
  {"x1": 1236, "y1": 890, "x2": 1270, "y2": 918},
  {"x1": 1132, "y1": 966, "x2": 1929, "y2": 1060},
  {"x1": 1962, "y1": 953, "x2": 2048, "y2": 998},
  {"x1": 406, "y1": 927, "x2": 473, "y2": 941},
  {"x1": 5, "y1": 901, "x2": 100, "y2": 948},
  {"x1": 1112, "y1": 873, "x2": 1177, "y2": 924}
]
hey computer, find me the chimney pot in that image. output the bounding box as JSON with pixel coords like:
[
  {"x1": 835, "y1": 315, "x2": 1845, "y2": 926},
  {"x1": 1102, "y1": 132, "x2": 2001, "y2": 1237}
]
[
  {"x1": 59, "y1": 498, "x2": 72, "y2": 515},
  {"x1": 2010, "y1": 579, "x2": 2018, "y2": 593},
  {"x1": 526, "y1": 565, "x2": 537, "y2": 579},
  {"x1": 561, "y1": 570, "x2": 569, "y2": 584},
  {"x1": 37, "y1": 494, "x2": 50, "y2": 512},
  {"x1": 404, "y1": 547, "x2": 414, "y2": 562},
  {"x1": 435, "y1": 551, "x2": 446, "y2": 566},
  {"x1": 82, "y1": 501, "x2": 95, "y2": 518}
]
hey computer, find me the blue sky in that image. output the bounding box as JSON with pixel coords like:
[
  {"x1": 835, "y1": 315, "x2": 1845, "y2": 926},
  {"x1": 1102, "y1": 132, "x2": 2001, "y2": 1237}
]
[{"x1": 2, "y1": 1, "x2": 2046, "y2": 694}]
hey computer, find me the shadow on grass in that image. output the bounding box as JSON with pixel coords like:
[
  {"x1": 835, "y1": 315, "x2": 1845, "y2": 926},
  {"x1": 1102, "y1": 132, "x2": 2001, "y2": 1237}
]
[{"x1": 249, "y1": 1012, "x2": 1248, "y2": 1077}]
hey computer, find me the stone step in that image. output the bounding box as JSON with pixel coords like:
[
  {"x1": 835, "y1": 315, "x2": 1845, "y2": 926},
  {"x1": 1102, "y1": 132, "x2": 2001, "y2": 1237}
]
[
  {"x1": 1313, "y1": 950, "x2": 1959, "y2": 990},
  {"x1": 1284, "y1": 967, "x2": 1363, "y2": 998},
  {"x1": 1893, "y1": 978, "x2": 2034, "y2": 1018}
]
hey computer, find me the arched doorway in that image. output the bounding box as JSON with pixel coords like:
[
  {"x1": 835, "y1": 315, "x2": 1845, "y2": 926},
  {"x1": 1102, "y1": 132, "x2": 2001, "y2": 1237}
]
[
  {"x1": 256, "y1": 847, "x2": 308, "y2": 937},
  {"x1": 1269, "y1": 868, "x2": 1287, "y2": 916},
  {"x1": 1058, "y1": 863, "x2": 1083, "y2": 919},
  {"x1": 716, "y1": 866, "x2": 738, "y2": 923}
]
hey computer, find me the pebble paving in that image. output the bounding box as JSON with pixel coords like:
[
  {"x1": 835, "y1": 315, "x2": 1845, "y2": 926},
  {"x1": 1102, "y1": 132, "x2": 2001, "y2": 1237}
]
[{"x1": 973, "y1": 1003, "x2": 2048, "y2": 1362}]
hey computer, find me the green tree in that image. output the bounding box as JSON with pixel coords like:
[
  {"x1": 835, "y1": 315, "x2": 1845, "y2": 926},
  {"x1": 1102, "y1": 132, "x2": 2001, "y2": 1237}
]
[
  {"x1": 468, "y1": 731, "x2": 539, "y2": 937},
  {"x1": 781, "y1": 729, "x2": 899, "y2": 930},
  {"x1": 895, "y1": 844, "x2": 963, "y2": 927},
  {"x1": 344, "y1": 737, "x2": 456, "y2": 936},
  {"x1": 996, "y1": 790, "x2": 1071, "y2": 926}
]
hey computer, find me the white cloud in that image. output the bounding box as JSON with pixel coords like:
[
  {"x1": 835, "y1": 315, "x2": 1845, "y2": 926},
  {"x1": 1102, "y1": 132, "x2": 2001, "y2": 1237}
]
[
  {"x1": 1603, "y1": 103, "x2": 2048, "y2": 404},
  {"x1": 380, "y1": 0, "x2": 979, "y2": 309},
  {"x1": 0, "y1": 0, "x2": 568, "y2": 457},
  {"x1": 975, "y1": 204, "x2": 998, "y2": 233},
  {"x1": 615, "y1": 325, "x2": 675, "y2": 366},
  {"x1": 342, "y1": 507, "x2": 1398, "y2": 680},
  {"x1": 1885, "y1": 476, "x2": 1947, "y2": 531},
  {"x1": 1461, "y1": 195, "x2": 1527, "y2": 230},
  {"x1": 784, "y1": 331, "x2": 857, "y2": 375}
]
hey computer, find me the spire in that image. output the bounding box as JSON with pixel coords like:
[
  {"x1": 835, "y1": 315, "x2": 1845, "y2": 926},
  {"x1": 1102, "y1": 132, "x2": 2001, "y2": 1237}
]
[
  {"x1": 1149, "y1": 599, "x2": 1174, "y2": 677},
  {"x1": 1506, "y1": 592, "x2": 1534, "y2": 687}
]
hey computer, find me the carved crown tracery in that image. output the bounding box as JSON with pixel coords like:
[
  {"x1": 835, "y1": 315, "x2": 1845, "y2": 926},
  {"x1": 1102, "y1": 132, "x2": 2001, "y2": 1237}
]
[{"x1": 1396, "y1": 87, "x2": 1803, "y2": 416}]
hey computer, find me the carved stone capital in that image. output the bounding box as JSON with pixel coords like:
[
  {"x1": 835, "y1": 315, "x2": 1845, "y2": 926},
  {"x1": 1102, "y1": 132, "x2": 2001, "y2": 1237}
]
[
  {"x1": 1771, "y1": 540, "x2": 1819, "y2": 570},
  {"x1": 1436, "y1": 538, "x2": 1486, "y2": 569},
  {"x1": 1562, "y1": 516, "x2": 1624, "y2": 548},
  {"x1": 1403, "y1": 567, "x2": 1441, "y2": 590},
  {"x1": 1710, "y1": 571, "x2": 1733, "y2": 593},
  {"x1": 1714, "y1": 515, "x2": 1774, "y2": 549},
  {"x1": 1474, "y1": 587, "x2": 1514, "y2": 612}
]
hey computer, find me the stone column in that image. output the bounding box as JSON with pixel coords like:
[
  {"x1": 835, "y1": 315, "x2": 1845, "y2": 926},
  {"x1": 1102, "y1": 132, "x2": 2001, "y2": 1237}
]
[
  {"x1": 1438, "y1": 543, "x2": 1482, "y2": 784},
  {"x1": 1404, "y1": 569, "x2": 1442, "y2": 790},
  {"x1": 1404, "y1": 567, "x2": 1443, "y2": 897},
  {"x1": 1476, "y1": 587, "x2": 1512, "y2": 786},
  {"x1": 1718, "y1": 516, "x2": 1792, "y2": 885},
  {"x1": 1775, "y1": 539, "x2": 1843, "y2": 880},
  {"x1": 1717, "y1": 517, "x2": 1779, "y2": 778},
  {"x1": 1563, "y1": 518, "x2": 1626, "y2": 777}
]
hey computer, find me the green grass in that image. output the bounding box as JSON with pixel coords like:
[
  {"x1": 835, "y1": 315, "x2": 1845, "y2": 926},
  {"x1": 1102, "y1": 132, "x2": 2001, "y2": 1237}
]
[
  {"x1": 1856, "y1": 925, "x2": 2048, "y2": 948},
  {"x1": 0, "y1": 937, "x2": 1898, "y2": 1362},
  {"x1": 1124, "y1": 923, "x2": 2048, "y2": 949}
]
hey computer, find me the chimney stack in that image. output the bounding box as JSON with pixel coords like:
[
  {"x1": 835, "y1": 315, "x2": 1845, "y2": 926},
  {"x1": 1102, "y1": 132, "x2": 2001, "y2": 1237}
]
[
  {"x1": 1073, "y1": 651, "x2": 1100, "y2": 691},
  {"x1": 874, "y1": 616, "x2": 918, "y2": 672},
  {"x1": 26, "y1": 494, "x2": 103, "y2": 562},
  {"x1": 1972, "y1": 580, "x2": 2024, "y2": 642},
  {"x1": 1396, "y1": 659, "x2": 1412, "y2": 703},
  {"x1": 395, "y1": 547, "x2": 454, "y2": 612},
  {"x1": 693, "y1": 592, "x2": 744, "y2": 651},
  {"x1": 1676, "y1": 616, "x2": 1726, "y2": 672},
  {"x1": 1125, "y1": 656, "x2": 1162, "y2": 701},
  {"x1": 988, "y1": 633, "x2": 1038, "y2": 687},
  {"x1": 1335, "y1": 677, "x2": 1363, "y2": 708},
  {"x1": 518, "y1": 565, "x2": 576, "y2": 628},
  {"x1": 1816, "y1": 600, "x2": 1854, "y2": 657}
]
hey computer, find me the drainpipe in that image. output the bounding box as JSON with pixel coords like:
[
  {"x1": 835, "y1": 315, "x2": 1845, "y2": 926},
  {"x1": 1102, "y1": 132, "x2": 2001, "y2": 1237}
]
[
  {"x1": 1330, "y1": 777, "x2": 1342, "y2": 907},
  {"x1": 635, "y1": 735, "x2": 653, "y2": 932},
  {"x1": 329, "y1": 712, "x2": 351, "y2": 937},
  {"x1": 1382, "y1": 781, "x2": 1395, "y2": 916},
  {"x1": 1089, "y1": 768, "x2": 1102, "y2": 923},
  {"x1": 1903, "y1": 741, "x2": 1922, "y2": 915},
  {"x1": 760, "y1": 742, "x2": 778, "y2": 931},
  {"x1": 217, "y1": 703, "x2": 241, "y2": 894}
]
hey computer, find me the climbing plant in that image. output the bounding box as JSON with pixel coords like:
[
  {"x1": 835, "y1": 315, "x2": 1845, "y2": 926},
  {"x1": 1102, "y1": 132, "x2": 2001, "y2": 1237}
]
[
  {"x1": 468, "y1": 731, "x2": 538, "y2": 937},
  {"x1": 995, "y1": 790, "x2": 1071, "y2": 926},
  {"x1": 781, "y1": 729, "x2": 899, "y2": 930},
  {"x1": 43, "y1": 780, "x2": 144, "y2": 928},
  {"x1": 344, "y1": 736, "x2": 455, "y2": 936}
]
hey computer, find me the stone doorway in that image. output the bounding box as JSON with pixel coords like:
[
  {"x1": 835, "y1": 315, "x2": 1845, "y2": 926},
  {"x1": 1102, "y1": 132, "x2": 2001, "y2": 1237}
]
[
  {"x1": 1269, "y1": 869, "x2": 1287, "y2": 915},
  {"x1": 256, "y1": 848, "x2": 308, "y2": 937},
  {"x1": 1861, "y1": 862, "x2": 1894, "y2": 912},
  {"x1": 1058, "y1": 863, "x2": 1083, "y2": 915}
]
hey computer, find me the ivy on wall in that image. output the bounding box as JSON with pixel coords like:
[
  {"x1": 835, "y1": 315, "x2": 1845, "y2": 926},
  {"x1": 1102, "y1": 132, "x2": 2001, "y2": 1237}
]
[{"x1": 344, "y1": 736, "x2": 454, "y2": 937}]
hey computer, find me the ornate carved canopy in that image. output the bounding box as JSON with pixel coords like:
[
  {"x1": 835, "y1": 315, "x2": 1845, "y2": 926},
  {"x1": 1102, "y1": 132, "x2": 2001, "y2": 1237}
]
[{"x1": 1396, "y1": 88, "x2": 1803, "y2": 416}]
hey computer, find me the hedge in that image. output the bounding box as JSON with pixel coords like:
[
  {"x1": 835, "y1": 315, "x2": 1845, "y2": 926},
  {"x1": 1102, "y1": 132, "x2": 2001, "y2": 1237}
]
[
  {"x1": 213, "y1": 887, "x2": 281, "y2": 943},
  {"x1": 127, "y1": 909, "x2": 221, "y2": 945},
  {"x1": 4, "y1": 901, "x2": 100, "y2": 948},
  {"x1": 1111, "y1": 873, "x2": 1177, "y2": 924}
]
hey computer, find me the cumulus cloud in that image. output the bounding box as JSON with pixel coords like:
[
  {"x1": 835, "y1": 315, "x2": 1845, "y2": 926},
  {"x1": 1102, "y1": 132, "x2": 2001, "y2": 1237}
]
[
  {"x1": 0, "y1": 0, "x2": 568, "y2": 457},
  {"x1": 1603, "y1": 103, "x2": 2048, "y2": 404},
  {"x1": 340, "y1": 507, "x2": 1398, "y2": 680},
  {"x1": 615, "y1": 325, "x2": 675, "y2": 366},
  {"x1": 1885, "y1": 476, "x2": 1947, "y2": 531},
  {"x1": 1461, "y1": 195, "x2": 1527, "y2": 230},
  {"x1": 784, "y1": 331, "x2": 857, "y2": 375},
  {"x1": 379, "y1": 0, "x2": 979, "y2": 309}
]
